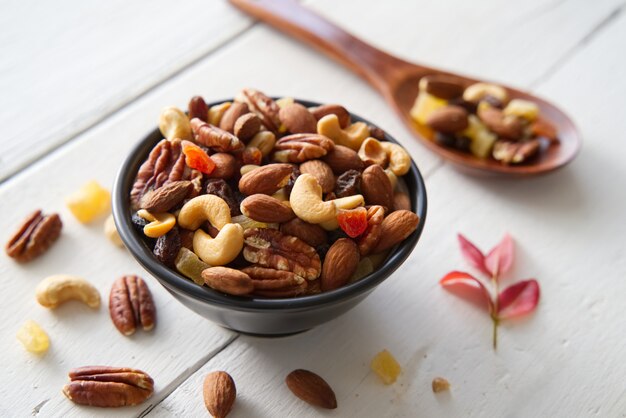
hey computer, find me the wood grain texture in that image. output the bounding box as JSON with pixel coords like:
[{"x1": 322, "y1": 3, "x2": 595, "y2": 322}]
[{"x1": 0, "y1": 0, "x2": 252, "y2": 181}]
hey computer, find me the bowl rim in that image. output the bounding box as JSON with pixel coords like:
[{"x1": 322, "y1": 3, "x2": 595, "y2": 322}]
[{"x1": 113, "y1": 98, "x2": 427, "y2": 311}]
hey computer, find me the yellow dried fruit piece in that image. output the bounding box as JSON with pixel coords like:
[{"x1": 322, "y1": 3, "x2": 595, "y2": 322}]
[
  {"x1": 349, "y1": 257, "x2": 374, "y2": 283},
  {"x1": 175, "y1": 247, "x2": 210, "y2": 286},
  {"x1": 371, "y1": 349, "x2": 401, "y2": 384},
  {"x1": 503, "y1": 99, "x2": 539, "y2": 122},
  {"x1": 410, "y1": 92, "x2": 447, "y2": 125},
  {"x1": 231, "y1": 214, "x2": 278, "y2": 231},
  {"x1": 66, "y1": 180, "x2": 111, "y2": 223},
  {"x1": 463, "y1": 115, "x2": 497, "y2": 159},
  {"x1": 17, "y1": 320, "x2": 50, "y2": 354}
]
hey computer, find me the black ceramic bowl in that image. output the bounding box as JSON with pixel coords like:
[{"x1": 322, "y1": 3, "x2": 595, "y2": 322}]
[{"x1": 113, "y1": 98, "x2": 427, "y2": 335}]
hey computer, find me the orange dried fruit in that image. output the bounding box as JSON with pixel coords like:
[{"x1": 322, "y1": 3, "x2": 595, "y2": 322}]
[
  {"x1": 66, "y1": 180, "x2": 111, "y2": 223},
  {"x1": 17, "y1": 320, "x2": 49, "y2": 354},
  {"x1": 182, "y1": 140, "x2": 215, "y2": 174},
  {"x1": 337, "y1": 207, "x2": 368, "y2": 238}
]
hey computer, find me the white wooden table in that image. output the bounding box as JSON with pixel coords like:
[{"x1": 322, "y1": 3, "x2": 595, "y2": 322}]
[{"x1": 1, "y1": 0, "x2": 625, "y2": 416}]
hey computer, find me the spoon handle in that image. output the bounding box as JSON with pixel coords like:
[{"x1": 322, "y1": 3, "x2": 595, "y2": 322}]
[{"x1": 229, "y1": 0, "x2": 414, "y2": 95}]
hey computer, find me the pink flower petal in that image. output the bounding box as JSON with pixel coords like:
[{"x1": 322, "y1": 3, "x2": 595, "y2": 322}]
[
  {"x1": 440, "y1": 271, "x2": 494, "y2": 313},
  {"x1": 497, "y1": 279, "x2": 540, "y2": 319},
  {"x1": 485, "y1": 233, "x2": 514, "y2": 279},
  {"x1": 457, "y1": 234, "x2": 489, "y2": 276}
]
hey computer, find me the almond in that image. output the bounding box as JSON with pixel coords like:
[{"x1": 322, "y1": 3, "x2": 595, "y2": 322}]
[
  {"x1": 309, "y1": 104, "x2": 351, "y2": 128},
  {"x1": 421, "y1": 74, "x2": 465, "y2": 99},
  {"x1": 361, "y1": 164, "x2": 393, "y2": 210},
  {"x1": 279, "y1": 103, "x2": 317, "y2": 134},
  {"x1": 202, "y1": 267, "x2": 253, "y2": 296},
  {"x1": 280, "y1": 218, "x2": 327, "y2": 247},
  {"x1": 219, "y1": 102, "x2": 249, "y2": 133},
  {"x1": 321, "y1": 238, "x2": 360, "y2": 292},
  {"x1": 425, "y1": 105, "x2": 469, "y2": 133},
  {"x1": 393, "y1": 192, "x2": 412, "y2": 212},
  {"x1": 203, "y1": 371, "x2": 236, "y2": 418},
  {"x1": 238, "y1": 163, "x2": 293, "y2": 196},
  {"x1": 207, "y1": 153, "x2": 237, "y2": 180},
  {"x1": 240, "y1": 194, "x2": 295, "y2": 223},
  {"x1": 477, "y1": 104, "x2": 524, "y2": 140},
  {"x1": 285, "y1": 369, "x2": 337, "y2": 410},
  {"x1": 322, "y1": 145, "x2": 364, "y2": 174},
  {"x1": 373, "y1": 210, "x2": 419, "y2": 253},
  {"x1": 299, "y1": 160, "x2": 335, "y2": 193},
  {"x1": 233, "y1": 113, "x2": 261, "y2": 141},
  {"x1": 139, "y1": 181, "x2": 193, "y2": 213}
]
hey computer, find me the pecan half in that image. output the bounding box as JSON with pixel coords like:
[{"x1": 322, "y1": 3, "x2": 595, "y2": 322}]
[
  {"x1": 140, "y1": 180, "x2": 193, "y2": 213},
  {"x1": 243, "y1": 266, "x2": 308, "y2": 298},
  {"x1": 273, "y1": 134, "x2": 334, "y2": 163},
  {"x1": 6, "y1": 210, "x2": 62, "y2": 262},
  {"x1": 493, "y1": 138, "x2": 541, "y2": 164},
  {"x1": 109, "y1": 275, "x2": 156, "y2": 336},
  {"x1": 243, "y1": 228, "x2": 321, "y2": 280},
  {"x1": 237, "y1": 88, "x2": 281, "y2": 133},
  {"x1": 63, "y1": 366, "x2": 154, "y2": 407},
  {"x1": 190, "y1": 118, "x2": 244, "y2": 152},
  {"x1": 358, "y1": 205, "x2": 385, "y2": 256}
]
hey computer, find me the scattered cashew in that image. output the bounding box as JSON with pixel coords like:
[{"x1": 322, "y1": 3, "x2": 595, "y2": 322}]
[
  {"x1": 104, "y1": 214, "x2": 124, "y2": 247},
  {"x1": 358, "y1": 137, "x2": 388, "y2": 167},
  {"x1": 247, "y1": 131, "x2": 276, "y2": 157},
  {"x1": 158, "y1": 106, "x2": 192, "y2": 140},
  {"x1": 208, "y1": 102, "x2": 232, "y2": 126},
  {"x1": 319, "y1": 194, "x2": 365, "y2": 230},
  {"x1": 193, "y1": 223, "x2": 244, "y2": 265},
  {"x1": 317, "y1": 114, "x2": 370, "y2": 150},
  {"x1": 36, "y1": 275, "x2": 100, "y2": 309},
  {"x1": 463, "y1": 82, "x2": 508, "y2": 104},
  {"x1": 137, "y1": 209, "x2": 176, "y2": 238},
  {"x1": 289, "y1": 174, "x2": 336, "y2": 224},
  {"x1": 380, "y1": 142, "x2": 411, "y2": 176},
  {"x1": 177, "y1": 195, "x2": 231, "y2": 231}
]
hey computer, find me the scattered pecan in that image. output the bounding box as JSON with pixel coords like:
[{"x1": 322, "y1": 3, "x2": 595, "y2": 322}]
[
  {"x1": 334, "y1": 169, "x2": 361, "y2": 198},
  {"x1": 190, "y1": 118, "x2": 244, "y2": 152},
  {"x1": 6, "y1": 210, "x2": 62, "y2": 262},
  {"x1": 358, "y1": 205, "x2": 385, "y2": 256},
  {"x1": 243, "y1": 266, "x2": 308, "y2": 298},
  {"x1": 63, "y1": 366, "x2": 154, "y2": 407},
  {"x1": 493, "y1": 138, "x2": 541, "y2": 164},
  {"x1": 237, "y1": 88, "x2": 281, "y2": 133},
  {"x1": 109, "y1": 275, "x2": 156, "y2": 336},
  {"x1": 273, "y1": 134, "x2": 335, "y2": 163},
  {"x1": 139, "y1": 180, "x2": 193, "y2": 213},
  {"x1": 188, "y1": 96, "x2": 208, "y2": 122},
  {"x1": 243, "y1": 228, "x2": 321, "y2": 280}
]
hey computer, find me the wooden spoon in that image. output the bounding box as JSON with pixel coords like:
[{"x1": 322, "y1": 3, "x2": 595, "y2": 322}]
[{"x1": 229, "y1": 0, "x2": 581, "y2": 176}]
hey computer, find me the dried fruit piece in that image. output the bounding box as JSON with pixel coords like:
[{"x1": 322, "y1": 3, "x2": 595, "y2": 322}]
[
  {"x1": 334, "y1": 169, "x2": 361, "y2": 198},
  {"x1": 153, "y1": 227, "x2": 181, "y2": 267},
  {"x1": 432, "y1": 377, "x2": 450, "y2": 393},
  {"x1": 175, "y1": 247, "x2": 210, "y2": 285},
  {"x1": 410, "y1": 92, "x2": 447, "y2": 125},
  {"x1": 349, "y1": 257, "x2": 374, "y2": 283},
  {"x1": 66, "y1": 180, "x2": 111, "y2": 223},
  {"x1": 204, "y1": 371, "x2": 236, "y2": 418},
  {"x1": 5, "y1": 210, "x2": 62, "y2": 262},
  {"x1": 337, "y1": 207, "x2": 368, "y2": 238},
  {"x1": 182, "y1": 141, "x2": 215, "y2": 174},
  {"x1": 463, "y1": 115, "x2": 497, "y2": 159},
  {"x1": 285, "y1": 369, "x2": 337, "y2": 409},
  {"x1": 370, "y1": 349, "x2": 401, "y2": 384},
  {"x1": 205, "y1": 179, "x2": 240, "y2": 217},
  {"x1": 16, "y1": 320, "x2": 50, "y2": 354},
  {"x1": 231, "y1": 214, "x2": 277, "y2": 231}
]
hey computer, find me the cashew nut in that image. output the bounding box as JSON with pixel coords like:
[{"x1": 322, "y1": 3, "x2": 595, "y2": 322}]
[
  {"x1": 503, "y1": 99, "x2": 539, "y2": 122},
  {"x1": 358, "y1": 137, "x2": 388, "y2": 167},
  {"x1": 193, "y1": 223, "x2": 244, "y2": 266},
  {"x1": 289, "y1": 174, "x2": 336, "y2": 224},
  {"x1": 208, "y1": 101, "x2": 232, "y2": 126},
  {"x1": 247, "y1": 131, "x2": 276, "y2": 157},
  {"x1": 36, "y1": 275, "x2": 100, "y2": 309},
  {"x1": 137, "y1": 209, "x2": 176, "y2": 238},
  {"x1": 158, "y1": 106, "x2": 192, "y2": 140},
  {"x1": 319, "y1": 194, "x2": 365, "y2": 231},
  {"x1": 380, "y1": 142, "x2": 411, "y2": 176},
  {"x1": 104, "y1": 214, "x2": 124, "y2": 247},
  {"x1": 317, "y1": 114, "x2": 370, "y2": 150},
  {"x1": 463, "y1": 82, "x2": 508, "y2": 104},
  {"x1": 177, "y1": 195, "x2": 231, "y2": 231}
]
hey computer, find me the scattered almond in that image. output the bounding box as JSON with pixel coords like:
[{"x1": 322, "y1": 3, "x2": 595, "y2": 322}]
[
  {"x1": 203, "y1": 371, "x2": 236, "y2": 418},
  {"x1": 285, "y1": 369, "x2": 337, "y2": 410}
]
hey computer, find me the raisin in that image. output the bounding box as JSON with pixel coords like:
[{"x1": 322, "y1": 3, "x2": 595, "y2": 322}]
[
  {"x1": 153, "y1": 226, "x2": 181, "y2": 267},
  {"x1": 368, "y1": 125, "x2": 386, "y2": 141},
  {"x1": 131, "y1": 212, "x2": 149, "y2": 233},
  {"x1": 449, "y1": 97, "x2": 477, "y2": 114},
  {"x1": 455, "y1": 136, "x2": 472, "y2": 152},
  {"x1": 334, "y1": 169, "x2": 361, "y2": 198},
  {"x1": 482, "y1": 95, "x2": 504, "y2": 109},
  {"x1": 284, "y1": 165, "x2": 300, "y2": 195},
  {"x1": 316, "y1": 243, "x2": 331, "y2": 261},
  {"x1": 434, "y1": 132, "x2": 457, "y2": 148},
  {"x1": 205, "y1": 179, "x2": 240, "y2": 217}
]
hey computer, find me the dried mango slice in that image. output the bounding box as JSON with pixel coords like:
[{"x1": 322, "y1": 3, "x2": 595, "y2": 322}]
[
  {"x1": 17, "y1": 320, "x2": 50, "y2": 354},
  {"x1": 66, "y1": 180, "x2": 111, "y2": 223},
  {"x1": 371, "y1": 349, "x2": 401, "y2": 384},
  {"x1": 175, "y1": 247, "x2": 210, "y2": 286},
  {"x1": 410, "y1": 92, "x2": 447, "y2": 125}
]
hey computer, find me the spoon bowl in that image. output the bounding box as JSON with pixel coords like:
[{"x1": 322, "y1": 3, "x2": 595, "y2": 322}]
[{"x1": 230, "y1": 0, "x2": 581, "y2": 176}]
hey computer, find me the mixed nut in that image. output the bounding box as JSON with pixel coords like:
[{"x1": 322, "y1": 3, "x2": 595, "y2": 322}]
[
  {"x1": 410, "y1": 75, "x2": 558, "y2": 164},
  {"x1": 130, "y1": 88, "x2": 421, "y2": 298}
]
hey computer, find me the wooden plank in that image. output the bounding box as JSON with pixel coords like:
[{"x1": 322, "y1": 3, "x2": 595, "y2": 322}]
[
  {"x1": 0, "y1": 0, "x2": 252, "y2": 181},
  {"x1": 148, "y1": 2, "x2": 626, "y2": 418}
]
